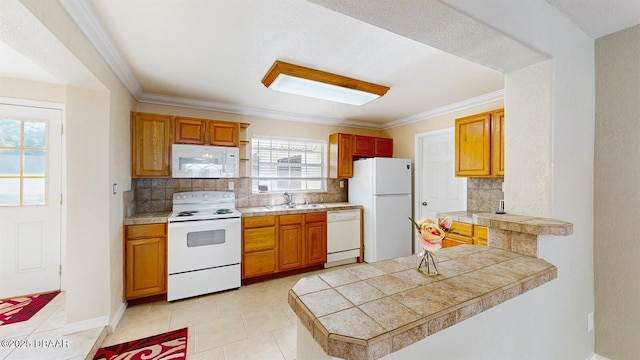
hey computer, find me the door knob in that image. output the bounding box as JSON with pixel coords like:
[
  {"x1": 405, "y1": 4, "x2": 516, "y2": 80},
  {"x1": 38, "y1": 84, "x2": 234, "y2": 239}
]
[{"x1": 421, "y1": 201, "x2": 428, "y2": 206}]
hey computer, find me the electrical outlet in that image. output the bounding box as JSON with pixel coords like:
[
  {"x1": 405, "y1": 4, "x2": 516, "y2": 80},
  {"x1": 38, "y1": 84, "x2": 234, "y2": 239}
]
[
  {"x1": 340, "y1": 180, "x2": 344, "y2": 188},
  {"x1": 228, "y1": 181, "x2": 234, "y2": 190},
  {"x1": 587, "y1": 312, "x2": 594, "y2": 332}
]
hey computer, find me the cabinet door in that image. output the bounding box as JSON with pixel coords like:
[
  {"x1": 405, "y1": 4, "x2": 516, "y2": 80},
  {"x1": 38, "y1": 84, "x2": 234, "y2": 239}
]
[
  {"x1": 374, "y1": 137, "x2": 393, "y2": 157},
  {"x1": 278, "y1": 214, "x2": 304, "y2": 271},
  {"x1": 305, "y1": 220, "x2": 327, "y2": 266},
  {"x1": 131, "y1": 112, "x2": 171, "y2": 178},
  {"x1": 473, "y1": 225, "x2": 488, "y2": 247},
  {"x1": 208, "y1": 121, "x2": 239, "y2": 146},
  {"x1": 455, "y1": 112, "x2": 492, "y2": 177},
  {"x1": 491, "y1": 109, "x2": 505, "y2": 176},
  {"x1": 174, "y1": 117, "x2": 205, "y2": 144},
  {"x1": 352, "y1": 135, "x2": 375, "y2": 156},
  {"x1": 125, "y1": 236, "x2": 166, "y2": 299},
  {"x1": 329, "y1": 133, "x2": 353, "y2": 178}
]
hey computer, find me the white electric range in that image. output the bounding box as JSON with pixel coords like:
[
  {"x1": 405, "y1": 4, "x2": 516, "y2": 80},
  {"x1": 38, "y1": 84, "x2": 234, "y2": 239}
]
[{"x1": 167, "y1": 191, "x2": 241, "y2": 301}]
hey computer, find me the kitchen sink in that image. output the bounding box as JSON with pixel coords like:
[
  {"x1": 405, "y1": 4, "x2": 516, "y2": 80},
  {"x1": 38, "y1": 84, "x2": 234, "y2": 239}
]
[{"x1": 264, "y1": 203, "x2": 325, "y2": 210}]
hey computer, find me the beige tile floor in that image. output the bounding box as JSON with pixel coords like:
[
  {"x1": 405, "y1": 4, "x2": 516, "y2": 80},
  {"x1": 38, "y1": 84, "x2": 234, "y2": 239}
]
[
  {"x1": 0, "y1": 292, "x2": 103, "y2": 360},
  {"x1": 102, "y1": 267, "x2": 346, "y2": 360}
]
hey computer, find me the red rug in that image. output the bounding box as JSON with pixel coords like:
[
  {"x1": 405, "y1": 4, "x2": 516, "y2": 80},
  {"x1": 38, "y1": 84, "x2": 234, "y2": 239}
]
[
  {"x1": 0, "y1": 291, "x2": 60, "y2": 326},
  {"x1": 93, "y1": 327, "x2": 188, "y2": 360}
]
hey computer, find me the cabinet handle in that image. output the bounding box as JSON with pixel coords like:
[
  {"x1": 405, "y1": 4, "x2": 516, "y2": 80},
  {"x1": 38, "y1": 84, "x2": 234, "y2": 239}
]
[{"x1": 422, "y1": 201, "x2": 428, "y2": 206}]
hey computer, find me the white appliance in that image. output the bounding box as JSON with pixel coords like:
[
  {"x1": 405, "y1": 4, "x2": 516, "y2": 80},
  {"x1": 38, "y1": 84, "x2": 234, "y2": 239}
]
[
  {"x1": 172, "y1": 144, "x2": 239, "y2": 178},
  {"x1": 167, "y1": 191, "x2": 241, "y2": 301},
  {"x1": 348, "y1": 157, "x2": 412, "y2": 262},
  {"x1": 325, "y1": 209, "x2": 361, "y2": 268}
]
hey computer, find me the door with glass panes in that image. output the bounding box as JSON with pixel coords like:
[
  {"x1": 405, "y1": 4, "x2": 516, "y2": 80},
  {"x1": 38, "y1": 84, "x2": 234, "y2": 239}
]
[{"x1": 0, "y1": 103, "x2": 62, "y2": 298}]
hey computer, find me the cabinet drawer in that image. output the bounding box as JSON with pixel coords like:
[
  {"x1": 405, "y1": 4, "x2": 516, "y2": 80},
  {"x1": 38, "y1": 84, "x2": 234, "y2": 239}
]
[
  {"x1": 443, "y1": 233, "x2": 472, "y2": 248},
  {"x1": 243, "y1": 227, "x2": 276, "y2": 252},
  {"x1": 125, "y1": 223, "x2": 166, "y2": 239},
  {"x1": 243, "y1": 216, "x2": 276, "y2": 229},
  {"x1": 305, "y1": 212, "x2": 327, "y2": 223},
  {"x1": 279, "y1": 214, "x2": 303, "y2": 226},
  {"x1": 243, "y1": 250, "x2": 276, "y2": 278},
  {"x1": 450, "y1": 221, "x2": 473, "y2": 237}
]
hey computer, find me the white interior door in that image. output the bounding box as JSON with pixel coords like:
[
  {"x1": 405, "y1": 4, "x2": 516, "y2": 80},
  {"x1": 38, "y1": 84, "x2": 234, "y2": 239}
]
[
  {"x1": 0, "y1": 102, "x2": 62, "y2": 298},
  {"x1": 414, "y1": 128, "x2": 466, "y2": 250}
]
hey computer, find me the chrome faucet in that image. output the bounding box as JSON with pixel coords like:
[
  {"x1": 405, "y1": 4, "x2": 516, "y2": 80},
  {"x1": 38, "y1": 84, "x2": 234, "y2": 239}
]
[{"x1": 284, "y1": 191, "x2": 293, "y2": 205}]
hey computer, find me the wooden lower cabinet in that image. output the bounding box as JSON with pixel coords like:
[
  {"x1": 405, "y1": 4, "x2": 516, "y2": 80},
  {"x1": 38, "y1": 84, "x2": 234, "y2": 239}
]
[
  {"x1": 442, "y1": 221, "x2": 473, "y2": 248},
  {"x1": 278, "y1": 215, "x2": 304, "y2": 271},
  {"x1": 305, "y1": 213, "x2": 327, "y2": 265},
  {"x1": 242, "y1": 216, "x2": 277, "y2": 278},
  {"x1": 441, "y1": 221, "x2": 489, "y2": 248},
  {"x1": 124, "y1": 223, "x2": 167, "y2": 300},
  {"x1": 242, "y1": 212, "x2": 327, "y2": 280},
  {"x1": 473, "y1": 225, "x2": 488, "y2": 247}
]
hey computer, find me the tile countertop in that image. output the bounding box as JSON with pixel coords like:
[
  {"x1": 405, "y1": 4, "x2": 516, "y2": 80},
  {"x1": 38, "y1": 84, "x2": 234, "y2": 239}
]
[
  {"x1": 289, "y1": 245, "x2": 557, "y2": 360},
  {"x1": 238, "y1": 202, "x2": 362, "y2": 217},
  {"x1": 122, "y1": 203, "x2": 362, "y2": 225},
  {"x1": 438, "y1": 210, "x2": 573, "y2": 236},
  {"x1": 123, "y1": 211, "x2": 171, "y2": 225}
]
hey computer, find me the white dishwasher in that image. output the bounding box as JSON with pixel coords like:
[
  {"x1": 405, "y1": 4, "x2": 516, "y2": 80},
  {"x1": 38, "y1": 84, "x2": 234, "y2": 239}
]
[{"x1": 326, "y1": 209, "x2": 361, "y2": 268}]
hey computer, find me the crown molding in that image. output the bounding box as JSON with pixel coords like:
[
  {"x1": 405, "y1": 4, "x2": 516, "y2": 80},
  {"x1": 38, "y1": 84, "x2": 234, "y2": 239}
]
[
  {"x1": 59, "y1": 0, "x2": 143, "y2": 98},
  {"x1": 138, "y1": 93, "x2": 381, "y2": 129},
  {"x1": 383, "y1": 89, "x2": 505, "y2": 129}
]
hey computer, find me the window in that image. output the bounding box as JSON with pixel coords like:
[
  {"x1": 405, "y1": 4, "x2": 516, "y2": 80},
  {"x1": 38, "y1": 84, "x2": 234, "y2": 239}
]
[
  {"x1": 251, "y1": 136, "x2": 327, "y2": 193},
  {"x1": 0, "y1": 119, "x2": 47, "y2": 206}
]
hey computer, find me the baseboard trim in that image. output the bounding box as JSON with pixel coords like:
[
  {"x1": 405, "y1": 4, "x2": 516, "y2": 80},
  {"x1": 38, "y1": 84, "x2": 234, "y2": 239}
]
[
  {"x1": 109, "y1": 302, "x2": 127, "y2": 333},
  {"x1": 62, "y1": 315, "x2": 108, "y2": 335}
]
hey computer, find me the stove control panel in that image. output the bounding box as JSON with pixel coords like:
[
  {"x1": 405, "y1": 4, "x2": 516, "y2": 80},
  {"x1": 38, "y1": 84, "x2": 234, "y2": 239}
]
[{"x1": 173, "y1": 191, "x2": 235, "y2": 204}]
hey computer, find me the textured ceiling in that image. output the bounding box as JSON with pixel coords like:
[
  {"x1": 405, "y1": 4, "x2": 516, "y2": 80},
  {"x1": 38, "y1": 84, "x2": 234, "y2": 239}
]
[
  {"x1": 545, "y1": 0, "x2": 640, "y2": 38},
  {"x1": 3, "y1": 0, "x2": 638, "y2": 129}
]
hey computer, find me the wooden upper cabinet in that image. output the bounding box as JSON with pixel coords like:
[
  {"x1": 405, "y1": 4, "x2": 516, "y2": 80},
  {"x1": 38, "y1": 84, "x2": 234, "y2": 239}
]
[
  {"x1": 174, "y1": 117, "x2": 205, "y2": 144},
  {"x1": 374, "y1": 137, "x2": 393, "y2": 157},
  {"x1": 329, "y1": 133, "x2": 353, "y2": 179},
  {"x1": 353, "y1": 135, "x2": 393, "y2": 157},
  {"x1": 208, "y1": 120, "x2": 239, "y2": 147},
  {"x1": 173, "y1": 117, "x2": 239, "y2": 147},
  {"x1": 131, "y1": 112, "x2": 172, "y2": 178},
  {"x1": 353, "y1": 135, "x2": 375, "y2": 156},
  {"x1": 455, "y1": 109, "x2": 504, "y2": 177},
  {"x1": 491, "y1": 109, "x2": 505, "y2": 177},
  {"x1": 329, "y1": 133, "x2": 393, "y2": 178}
]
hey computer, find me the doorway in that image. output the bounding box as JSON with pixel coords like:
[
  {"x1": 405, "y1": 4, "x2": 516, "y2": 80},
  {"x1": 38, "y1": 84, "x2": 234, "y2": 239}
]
[
  {"x1": 0, "y1": 101, "x2": 63, "y2": 298},
  {"x1": 414, "y1": 127, "x2": 467, "y2": 251}
]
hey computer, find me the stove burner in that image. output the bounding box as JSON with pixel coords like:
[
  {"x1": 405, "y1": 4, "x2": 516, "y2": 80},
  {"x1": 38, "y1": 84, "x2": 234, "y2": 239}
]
[
  {"x1": 216, "y1": 209, "x2": 232, "y2": 214},
  {"x1": 176, "y1": 210, "x2": 199, "y2": 217}
]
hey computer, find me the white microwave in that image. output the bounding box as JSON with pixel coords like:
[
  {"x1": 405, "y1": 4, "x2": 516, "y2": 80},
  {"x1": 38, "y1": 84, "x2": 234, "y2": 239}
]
[{"x1": 171, "y1": 144, "x2": 239, "y2": 178}]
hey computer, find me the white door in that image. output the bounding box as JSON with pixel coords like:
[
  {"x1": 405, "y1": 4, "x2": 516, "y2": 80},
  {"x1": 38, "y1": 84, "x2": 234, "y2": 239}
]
[
  {"x1": 0, "y1": 102, "x2": 62, "y2": 298},
  {"x1": 414, "y1": 128, "x2": 466, "y2": 250}
]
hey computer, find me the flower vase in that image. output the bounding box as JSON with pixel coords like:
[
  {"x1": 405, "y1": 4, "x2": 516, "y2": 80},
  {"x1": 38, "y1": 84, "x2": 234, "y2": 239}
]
[{"x1": 417, "y1": 250, "x2": 439, "y2": 276}]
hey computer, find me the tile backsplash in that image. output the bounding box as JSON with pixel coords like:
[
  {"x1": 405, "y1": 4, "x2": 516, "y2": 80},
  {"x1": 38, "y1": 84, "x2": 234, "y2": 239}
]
[
  {"x1": 126, "y1": 178, "x2": 347, "y2": 215},
  {"x1": 467, "y1": 177, "x2": 504, "y2": 213}
]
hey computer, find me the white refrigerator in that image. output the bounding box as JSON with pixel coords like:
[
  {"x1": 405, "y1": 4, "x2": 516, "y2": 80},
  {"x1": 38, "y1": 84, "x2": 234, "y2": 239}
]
[{"x1": 348, "y1": 157, "x2": 412, "y2": 262}]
